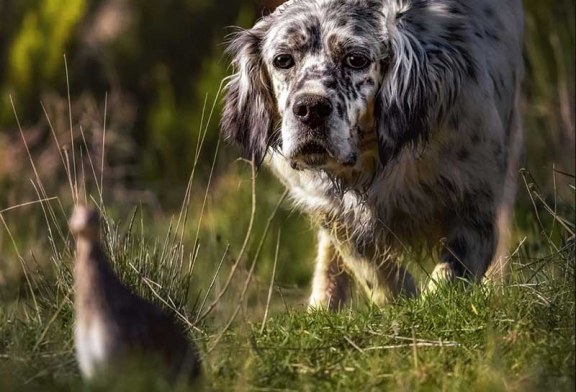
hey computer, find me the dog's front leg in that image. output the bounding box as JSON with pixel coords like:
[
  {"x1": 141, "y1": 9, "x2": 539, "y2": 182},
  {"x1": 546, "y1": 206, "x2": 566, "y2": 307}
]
[
  {"x1": 338, "y1": 247, "x2": 418, "y2": 306},
  {"x1": 309, "y1": 229, "x2": 350, "y2": 311},
  {"x1": 323, "y1": 230, "x2": 418, "y2": 306},
  {"x1": 426, "y1": 218, "x2": 497, "y2": 294}
]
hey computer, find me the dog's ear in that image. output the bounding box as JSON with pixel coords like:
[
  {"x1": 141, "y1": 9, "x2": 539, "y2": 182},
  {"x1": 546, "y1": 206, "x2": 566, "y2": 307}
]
[
  {"x1": 221, "y1": 22, "x2": 275, "y2": 167},
  {"x1": 377, "y1": 4, "x2": 472, "y2": 165}
]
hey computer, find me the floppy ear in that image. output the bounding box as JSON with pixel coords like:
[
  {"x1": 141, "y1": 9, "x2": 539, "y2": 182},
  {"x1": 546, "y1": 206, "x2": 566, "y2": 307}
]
[
  {"x1": 221, "y1": 22, "x2": 276, "y2": 166},
  {"x1": 377, "y1": 4, "x2": 472, "y2": 165}
]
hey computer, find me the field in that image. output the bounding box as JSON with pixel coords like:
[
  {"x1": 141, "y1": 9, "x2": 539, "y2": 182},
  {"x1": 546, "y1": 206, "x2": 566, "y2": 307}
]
[
  {"x1": 0, "y1": 102, "x2": 573, "y2": 391},
  {"x1": 0, "y1": 0, "x2": 574, "y2": 391}
]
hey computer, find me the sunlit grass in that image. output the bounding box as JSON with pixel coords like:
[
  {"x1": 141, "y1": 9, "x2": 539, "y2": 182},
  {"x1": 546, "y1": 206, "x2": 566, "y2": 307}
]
[
  {"x1": 0, "y1": 1, "x2": 574, "y2": 390},
  {"x1": 0, "y1": 90, "x2": 573, "y2": 389}
]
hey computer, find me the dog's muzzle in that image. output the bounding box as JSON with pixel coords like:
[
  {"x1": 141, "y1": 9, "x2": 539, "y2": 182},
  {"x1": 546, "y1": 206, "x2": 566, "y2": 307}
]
[
  {"x1": 286, "y1": 94, "x2": 358, "y2": 170},
  {"x1": 288, "y1": 94, "x2": 332, "y2": 169}
]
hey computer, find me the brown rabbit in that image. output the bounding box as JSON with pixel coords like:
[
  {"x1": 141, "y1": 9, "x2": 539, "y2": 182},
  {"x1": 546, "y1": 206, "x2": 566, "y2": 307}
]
[{"x1": 69, "y1": 205, "x2": 201, "y2": 384}]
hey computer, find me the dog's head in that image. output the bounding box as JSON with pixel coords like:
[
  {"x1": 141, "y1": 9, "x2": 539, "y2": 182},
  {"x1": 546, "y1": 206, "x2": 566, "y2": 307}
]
[{"x1": 222, "y1": 0, "x2": 468, "y2": 170}]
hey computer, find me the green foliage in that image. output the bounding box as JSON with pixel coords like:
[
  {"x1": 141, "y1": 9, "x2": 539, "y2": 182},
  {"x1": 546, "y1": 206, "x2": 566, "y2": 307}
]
[
  {"x1": 0, "y1": 167, "x2": 573, "y2": 390},
  {"x1": 143, "y1": 49, "x2": 226, "y2": 188},
  {"x1": 522, "y1": 0, "x2": 575, "y2": 186},
  {"x1": 8, "y1": 0, "x2": 86, "y2": 88},
  {"x1": 0, "y1": 0, "x2": 253, "y2": 190},
  {"x1": 1, "y1": 0, "x2": 87, "y2": 123},
  {"x1": 140, "y1": 5, "x2": 257, "y2": 189},
  {"x1": 192, "y1": 164, "x2": 315, "y2": 287}
]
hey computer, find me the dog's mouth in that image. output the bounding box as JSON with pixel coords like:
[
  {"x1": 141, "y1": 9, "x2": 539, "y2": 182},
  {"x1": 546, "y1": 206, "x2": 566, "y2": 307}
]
[
  {"x1": 288, "y1": 141, "x2": 357, "y2": 170},
  {"x1": 289, "y1": 142, "x2": 329, "y2": 170}
]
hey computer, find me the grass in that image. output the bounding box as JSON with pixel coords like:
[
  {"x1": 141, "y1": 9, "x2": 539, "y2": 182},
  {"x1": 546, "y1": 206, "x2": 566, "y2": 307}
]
[
  {"x1": 0, "y1": 3, "x2": 574, "y2": 387},
  {"x1": 227, "y1": 280, "x2": 574, "y2": 391},
  {"x1": 0, "y1": 222, "x2": 573, "y2": 391},
  {"x1": 0, "y1": 126, "x2": 573, "y2": 391}
]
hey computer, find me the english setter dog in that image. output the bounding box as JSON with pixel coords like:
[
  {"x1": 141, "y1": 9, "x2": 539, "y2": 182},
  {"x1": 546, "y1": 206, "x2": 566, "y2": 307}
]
[{"x1": 221, "y1": 0, "x2": 524, "y2": 309}]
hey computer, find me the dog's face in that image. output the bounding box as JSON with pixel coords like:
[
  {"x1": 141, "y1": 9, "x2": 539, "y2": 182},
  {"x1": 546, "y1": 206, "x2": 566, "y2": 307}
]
[
  {"x1": 222, "y1": 0, "x2": 462, "y2": 172},
  {"x1": 259, "y1": 1, "x2": 384, "y2": 170}
]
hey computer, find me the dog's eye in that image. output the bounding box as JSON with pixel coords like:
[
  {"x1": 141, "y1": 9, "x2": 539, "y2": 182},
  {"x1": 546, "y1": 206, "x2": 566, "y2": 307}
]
[
  {"x1": 344, "y1": 54, "x2": 370, "y2": 69},
  {"x1": 273, "y1": 54, "x2": 295, "y2": 69}
]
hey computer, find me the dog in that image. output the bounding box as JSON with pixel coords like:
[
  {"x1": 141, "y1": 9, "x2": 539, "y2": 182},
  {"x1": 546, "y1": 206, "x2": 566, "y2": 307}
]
[{"x1": 221, "y1": 0, "x2": 524, "y2": 309}]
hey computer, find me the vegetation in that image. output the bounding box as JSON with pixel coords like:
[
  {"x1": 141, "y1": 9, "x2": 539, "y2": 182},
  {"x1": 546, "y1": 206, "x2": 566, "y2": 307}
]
[
  {"x1": 0, "y1": 164, "x2": 573, "y2": 390},
  {"x1": 0, "y1": 0, "x2": 574, "y2": 391}
]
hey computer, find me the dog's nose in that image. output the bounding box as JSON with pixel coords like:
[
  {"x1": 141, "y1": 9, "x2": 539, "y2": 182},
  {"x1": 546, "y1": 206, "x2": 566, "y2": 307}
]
[{"x1": 292, "y1": 95, "x2": 333, "y2": 128}]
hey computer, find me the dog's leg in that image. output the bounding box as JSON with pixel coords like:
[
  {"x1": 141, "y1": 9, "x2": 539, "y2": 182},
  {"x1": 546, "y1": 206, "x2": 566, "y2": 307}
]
[
  {"x1": 331, "y1": 242, "x2": 418, "y2": 306},
  {"x1": 425, "y1": 219, "x2": 497, "y2": 294},
  {"x1": 486, "y1": 86, "x2": 524, "y2": 284},
  {"x1": 309, "y1": 230, "x2": 350, "y2": 311},
  {"x1": 362, "y1": 256, "x2": 418, "y2": 306}
]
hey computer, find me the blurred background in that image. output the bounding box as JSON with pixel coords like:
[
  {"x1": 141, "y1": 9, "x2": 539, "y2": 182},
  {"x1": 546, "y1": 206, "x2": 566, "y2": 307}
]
[{"x1": 0, "y1": 0, "x2": 574, "y2": 299}]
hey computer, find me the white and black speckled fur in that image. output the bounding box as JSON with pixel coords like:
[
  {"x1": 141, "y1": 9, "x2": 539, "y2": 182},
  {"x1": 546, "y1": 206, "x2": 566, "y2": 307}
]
[{"x1": 222, "y1": 0, "x2": 524, "y2": 309}]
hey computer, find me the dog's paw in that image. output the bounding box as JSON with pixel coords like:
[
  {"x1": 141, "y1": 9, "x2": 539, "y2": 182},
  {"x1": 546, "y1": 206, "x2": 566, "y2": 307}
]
[{"x1": 422, "y1": 262, "x2": 457, "y2": 297}]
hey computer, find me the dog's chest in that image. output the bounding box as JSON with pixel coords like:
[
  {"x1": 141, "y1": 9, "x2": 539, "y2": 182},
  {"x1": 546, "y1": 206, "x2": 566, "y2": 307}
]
[{"x1": 268, "y1": 152, "x2": 445, "y2": 244}]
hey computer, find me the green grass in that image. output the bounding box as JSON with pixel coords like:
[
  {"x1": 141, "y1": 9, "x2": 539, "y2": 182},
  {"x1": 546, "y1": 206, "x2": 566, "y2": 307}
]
[
  {"x1": 0, "y1": 1, "x2": 573, "y2": 386},
  {"x1": 222, "y1": 280, "x2": 574, "y2": 391},
  {"x1": 0, "y1": 262, "x2": 574, "y2": 392},
  {"x1": 0, "y1": 175, "x2": 573, "y2": 391},
  {"x1": 0, "y1": 100, "x2": 574, "y2": 392}
]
